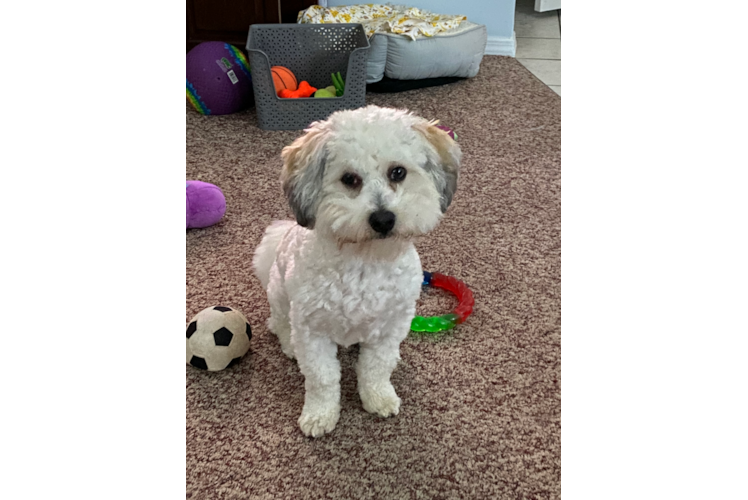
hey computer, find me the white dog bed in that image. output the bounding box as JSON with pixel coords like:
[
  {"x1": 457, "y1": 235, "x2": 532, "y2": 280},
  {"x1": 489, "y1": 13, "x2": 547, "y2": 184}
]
[{"x1": 366, "y1": 21, "x2": 487, "y2": 83}]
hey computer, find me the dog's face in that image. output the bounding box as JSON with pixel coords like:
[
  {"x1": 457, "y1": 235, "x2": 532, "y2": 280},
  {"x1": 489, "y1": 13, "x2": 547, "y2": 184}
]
[{"x1": 280, "y1": 106, "x2": 461, "y2": 245}]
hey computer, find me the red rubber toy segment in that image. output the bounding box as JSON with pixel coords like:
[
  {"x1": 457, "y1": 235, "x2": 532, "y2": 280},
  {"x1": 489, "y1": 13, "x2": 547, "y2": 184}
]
[{"x1": 431, "y1": 273, "x2": 474, "y2": 323}]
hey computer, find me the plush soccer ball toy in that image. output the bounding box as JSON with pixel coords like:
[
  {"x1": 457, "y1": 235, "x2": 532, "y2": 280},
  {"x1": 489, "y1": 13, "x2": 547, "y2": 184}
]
[
  {"x1": 186, "y1": 42, "x2": 254, "y2": 115},
  {"x1": 186, "y1": 306, "x2": 252, "y2": 371}
]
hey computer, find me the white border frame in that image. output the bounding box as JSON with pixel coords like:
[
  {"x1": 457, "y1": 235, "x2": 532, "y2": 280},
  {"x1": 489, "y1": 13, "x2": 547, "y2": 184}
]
[{"x1": 561, "y1": 306, "x2": 577, "y2": 500}]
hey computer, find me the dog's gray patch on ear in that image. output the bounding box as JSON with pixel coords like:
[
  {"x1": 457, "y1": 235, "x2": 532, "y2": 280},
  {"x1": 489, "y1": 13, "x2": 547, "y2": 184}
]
[
  {"x1": 440, "y1": 168, "x2": 458, "y2": 213},
  {"x1": 284, "y1": 153, "x2": 327, "y2": 228},
  {"x1": 414, "y1": 122, "x2": 461, "y2": 213},
  {"x1": 424, "y1": 160, "x2": 458, "y2": 213}
]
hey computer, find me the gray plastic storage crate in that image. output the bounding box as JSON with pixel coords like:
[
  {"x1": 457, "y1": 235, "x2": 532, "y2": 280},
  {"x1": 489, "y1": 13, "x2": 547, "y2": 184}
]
[{"x1": 246, "y1": 23, "x2": 370, "y2": 131}]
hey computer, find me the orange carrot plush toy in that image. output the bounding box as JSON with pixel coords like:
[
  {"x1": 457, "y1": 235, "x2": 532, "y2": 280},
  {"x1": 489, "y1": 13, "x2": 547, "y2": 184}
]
[{"x1": 279, "y1": 81, "x2": 317, "y2": 98}]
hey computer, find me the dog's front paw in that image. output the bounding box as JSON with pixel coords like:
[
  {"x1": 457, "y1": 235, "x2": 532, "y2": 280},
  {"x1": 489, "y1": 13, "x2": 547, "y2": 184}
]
[
  {"x1": 298, "y1": 404, "x2": 340, "y2": 438},
  {"x1": 360, "y1": 384, "x2": 401, "y2": 418}
]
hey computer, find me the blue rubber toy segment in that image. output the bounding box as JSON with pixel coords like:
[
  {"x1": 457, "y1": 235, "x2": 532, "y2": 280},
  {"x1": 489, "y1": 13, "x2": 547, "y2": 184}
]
[{"x1": 422, "y1": 271, "x2": 432, "y2": 286}]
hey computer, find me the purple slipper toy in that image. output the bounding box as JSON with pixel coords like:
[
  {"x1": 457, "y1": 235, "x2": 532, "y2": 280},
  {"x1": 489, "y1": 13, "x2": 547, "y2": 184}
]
[
  {"x1": 436, "y1": 124, "x2": 457, "y2": 141},
  {"x1": 187, "y1": 181, "x2": 226, "y2": 229}
]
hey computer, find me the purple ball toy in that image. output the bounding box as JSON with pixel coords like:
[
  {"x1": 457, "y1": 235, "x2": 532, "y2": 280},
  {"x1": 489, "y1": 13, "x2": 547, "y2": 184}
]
[
  {"x1": 187, "y1": 181, "x2": 226, "y2": 229},
  {"x1": 186, "y1": 42, "x2": 253, "y2": 115}
]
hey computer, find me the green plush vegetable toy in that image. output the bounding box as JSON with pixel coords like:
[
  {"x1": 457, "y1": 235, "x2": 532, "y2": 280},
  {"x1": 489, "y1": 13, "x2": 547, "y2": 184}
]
[
  {"x1": 331, "y1": 72, "x2": 345, "y2": 97},
  {"x1": 312, "y1": 73, "x2": 345, "y2": 98}
]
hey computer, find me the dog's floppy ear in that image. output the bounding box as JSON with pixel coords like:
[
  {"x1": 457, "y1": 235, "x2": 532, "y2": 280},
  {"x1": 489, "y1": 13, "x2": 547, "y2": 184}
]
[
  {"x1": 413, "y1": 121, "x2": 461, "y2": 212},
  {"x1": 280, "y1": 124, "x2": 329, "y2": 228}
]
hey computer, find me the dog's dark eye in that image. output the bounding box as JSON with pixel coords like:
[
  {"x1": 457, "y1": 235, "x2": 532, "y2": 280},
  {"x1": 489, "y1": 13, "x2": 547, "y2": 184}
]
[
  {"x1": 389, "y1": 166, "x2": 407, "y2": 182},
  {"x1": 341, "y1": 172, "x2": 362, "y2": 188}
]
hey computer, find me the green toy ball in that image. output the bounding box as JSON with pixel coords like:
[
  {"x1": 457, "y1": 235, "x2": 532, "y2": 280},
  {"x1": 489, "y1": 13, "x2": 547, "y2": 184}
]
[
  {"x1": 314, "y1": 73, "x2": 345, "y2": 98},
  {"x1": 314, "y1": 86, "x2": 336, "y2": 98}
]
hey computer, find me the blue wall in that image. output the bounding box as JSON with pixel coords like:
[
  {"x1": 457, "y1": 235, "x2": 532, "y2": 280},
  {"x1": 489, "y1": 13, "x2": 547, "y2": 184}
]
[{"x1": 323, "y1": 0, "x2": 516, "y2": 42}]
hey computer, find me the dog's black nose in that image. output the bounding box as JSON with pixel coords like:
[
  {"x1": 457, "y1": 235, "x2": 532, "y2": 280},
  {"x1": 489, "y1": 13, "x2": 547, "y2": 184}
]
[{"x1": 369, "y1": 209, "x2": 396, "y2": 235}]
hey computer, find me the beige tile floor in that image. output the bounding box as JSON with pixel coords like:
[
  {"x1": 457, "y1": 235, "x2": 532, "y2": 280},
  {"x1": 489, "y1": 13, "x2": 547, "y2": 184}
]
[{"x1": 515, "y1": 0, "x2": 561, "y2": 96}]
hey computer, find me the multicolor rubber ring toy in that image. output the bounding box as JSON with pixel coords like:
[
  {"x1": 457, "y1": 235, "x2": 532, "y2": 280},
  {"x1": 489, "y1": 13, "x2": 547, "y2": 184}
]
[{"x1": 411, "y1": 271, "x2": 474, "y2": 334}]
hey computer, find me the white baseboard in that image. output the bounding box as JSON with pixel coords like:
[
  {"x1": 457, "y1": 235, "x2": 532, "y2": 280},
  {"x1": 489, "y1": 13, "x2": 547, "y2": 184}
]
[{"x1": 485, "y1": 32, "x2": 517, "y2": 57}]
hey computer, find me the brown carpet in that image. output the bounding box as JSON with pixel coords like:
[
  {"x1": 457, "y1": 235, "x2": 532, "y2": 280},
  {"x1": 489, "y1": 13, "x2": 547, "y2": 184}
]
[{"x1": 186, "y1": 56, "x2": 560, "y2": 500}]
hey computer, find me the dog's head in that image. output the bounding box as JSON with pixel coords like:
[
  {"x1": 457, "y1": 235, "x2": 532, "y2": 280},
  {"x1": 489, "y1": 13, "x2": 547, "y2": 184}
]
[{"x1": 280, "y1": 105, "x2": 461, "y2": 245}]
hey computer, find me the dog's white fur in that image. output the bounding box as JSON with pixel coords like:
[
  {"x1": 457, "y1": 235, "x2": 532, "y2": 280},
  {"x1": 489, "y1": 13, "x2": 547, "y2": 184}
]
[{"x1": 253, "y1": 105, "x2": 461, "y2": 437}]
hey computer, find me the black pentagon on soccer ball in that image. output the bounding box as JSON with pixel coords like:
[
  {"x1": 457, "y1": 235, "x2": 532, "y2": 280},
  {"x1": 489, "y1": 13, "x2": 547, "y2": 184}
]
[
  {"x1": 190, "y1": 356, "x2": 208, "y2": 370},
  {"x1": 213, "y1": 326, "x2": 233, "y2": 346},
  {"x1": 213, "y1": 306, "x2": 232, "y2": 312},
  {"x1": 246, "y1": 323, "x2": 252, "y2": 340},
  {"x1": 186, "y1": 321, "x2": 197, "y2": 339}
]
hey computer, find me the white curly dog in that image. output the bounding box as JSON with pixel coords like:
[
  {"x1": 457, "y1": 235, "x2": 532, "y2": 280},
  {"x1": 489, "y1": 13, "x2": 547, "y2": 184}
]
[{"x1": 253, "y1": 105, "x2": 461, "y2": 437}]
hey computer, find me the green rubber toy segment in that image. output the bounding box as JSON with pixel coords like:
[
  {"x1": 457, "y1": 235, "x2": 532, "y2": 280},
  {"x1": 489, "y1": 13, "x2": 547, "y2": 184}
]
[
  {"x1": 411, "y1": 316, "x2": 429, "y2": 332},
  {"x1": 410, "y1": 314, "x2": 458, "y2": 332},
  {"x1": 441, "y1": 314, "x2": 460, "y2": 324}
]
